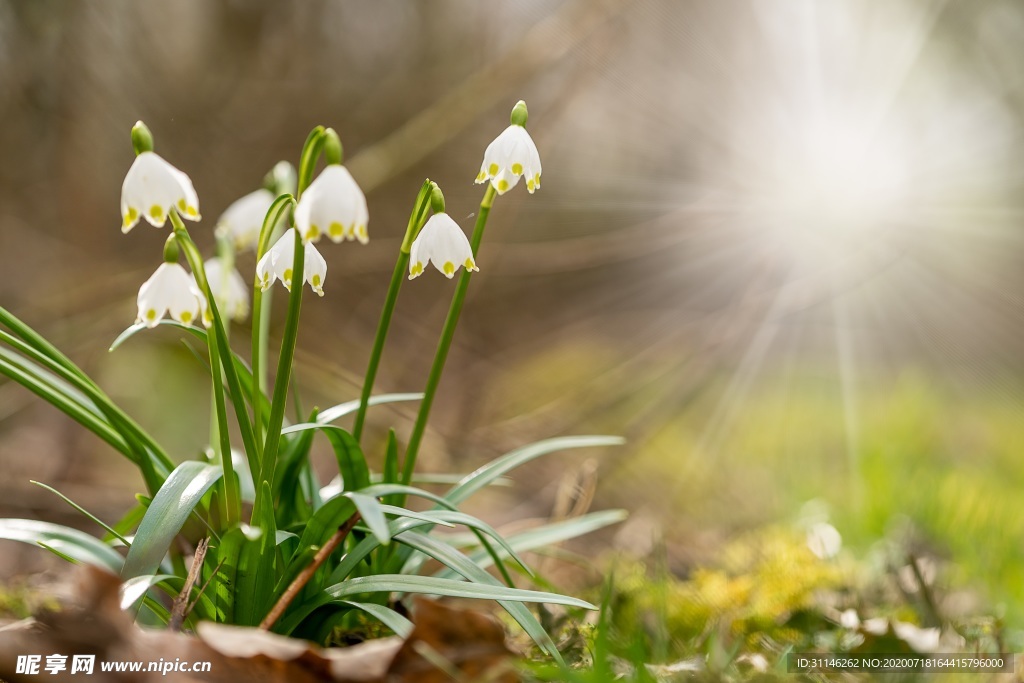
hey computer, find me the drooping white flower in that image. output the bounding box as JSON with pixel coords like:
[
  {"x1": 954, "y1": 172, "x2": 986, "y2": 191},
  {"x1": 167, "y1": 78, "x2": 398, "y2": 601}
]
[
  {"x1": 409, "y1": 213, "x2": 478, "y2": 279},
  {"x1": 214, "y1": 189, "x2": 275, "y2": 252},
  {"x1": 136, "y1": 263, "x2": 204, "y2": 327},
  {"x1": 294, "y1": 165, "x2": 369, "y2": 244},
  {"x1": 201, "y1": 257, "x2": 250, "y2": 322},
  {"x1": 121, "y1": 152, "x2": 200, "y2": 233},
  {"x1": 256, "y1": 228, "x2": 327, "y2": 296},
  {"x1": 475, "y1": 124, "x2": 542, "y2": 195}
]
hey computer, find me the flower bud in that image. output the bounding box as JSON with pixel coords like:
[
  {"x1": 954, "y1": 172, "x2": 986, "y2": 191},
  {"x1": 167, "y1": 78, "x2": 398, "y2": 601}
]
[
  {"x1": 323, "y1": 128, "x2": 343, "y2": 166},
  {"x1": 510, "y1": 100, "x2": 529, "y2": 127},
  {"x1": 131, "y1": 120, "x2": 154, "y2": 155},
  {"x1": 429, "y1": 183, "x2": 446, "y2": 214},
  {"x1": 162, "y1": 234, "x2": 180, "y2": 264}
]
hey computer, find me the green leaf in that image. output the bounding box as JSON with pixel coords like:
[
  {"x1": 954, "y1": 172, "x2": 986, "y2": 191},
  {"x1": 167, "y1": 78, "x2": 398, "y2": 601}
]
[
  {"x1": 355, "y1": 484, "x2": 457, "y2": 510},
  {"x1": 31, "y1": 480, "x2": 130, "y2": 546},
  {"x1": 446, "y1": 436, "x2": 625, "y2": 505},
  {"x1": 236, "y1": 481, "x2": 278, "y2": 626},
  {"x1": 383, "y1": 430, "x2": 400, "y2": 506},
  {"x1": 121, "y1": 461, "x2": 222, "y2": 579},
  {"x1": 287, "y1": 494, "x2": 357, "y2": 568},
  {"x1": 120, "y1": 573, "x2": 179, "y2": 610},
  {"x1": 212, "y1": 527, "x2": 247, "y2": 623},
  {"x1": 0, "y1": 352, "x2": 132, "y2": 460},
  {"x1": 377, "y1": 505, "x2": 455, "y2": 528},
  {"x1": 345, "y1": 493, "x2": 391, "y2": 546},
  {"x1": 398, "y1": 511, "x2": 530, "y2": 577},
  {"x1": 452, "y1": 510, "x2": 629, "y2": 574},
  {"x1": 322, "y1": 428, "x2": 371, "y2": 492},
  {"x1": 325, "y1": 574, "x2": 593, "y2": 609},
  {"x1": 395, "y1": 531, "x2": 563, "y2": 662},
  {"x1": 340, "y1": 601, "x2": 413, "y2": 638},
  {"x1": 0, "y1": 519, "x2": 123, "y2": 572},
  {"x1": 315, "y1": 393, "x2": 424, "y2": 425}
]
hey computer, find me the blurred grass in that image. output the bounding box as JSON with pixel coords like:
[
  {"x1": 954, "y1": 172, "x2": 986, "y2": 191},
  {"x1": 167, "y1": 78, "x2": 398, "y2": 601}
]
[{"x1": 607, "y1": 367, "x2": 1024, "y2": 625}]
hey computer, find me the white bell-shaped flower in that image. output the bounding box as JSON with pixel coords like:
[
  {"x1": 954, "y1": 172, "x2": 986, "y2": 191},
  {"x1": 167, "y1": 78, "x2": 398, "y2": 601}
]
[
  {"x1": 256, "y1": 228, "x2": 327, "y2": 296},
  {"x1": 201, "y1": 257, "x2": 250, "y2": 322},
  {"x1": 294, "y1": 165, "x2": 369, "y2": 244},
  {"x1": 136, "y1": 263, "x2": 204, "y2": 327},
  {"x1": 475, "y1": 124, "x2": 542, "y2": 195},
  {"x1": 409, "y1": 213, "x2": 478, "y2": 279},
  {"x1": 121, "y1": 152, "x2": 201, "y2": 233},
  {"x1": 214, "y1": 189, "x2": 275, "y2": 252}
]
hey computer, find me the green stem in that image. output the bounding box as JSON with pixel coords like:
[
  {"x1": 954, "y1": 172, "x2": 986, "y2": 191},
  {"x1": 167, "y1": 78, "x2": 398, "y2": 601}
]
[
  {"x1": 170, "y1": 212, "x2": 244, "y2": 524},
  {"x1": 401, "y1": 184, "x2": 496, "y2": 486},
  {"x1": 207, "y1": 320, "x2": 239, "y2": 525},
  {"x1": 250, "y1": 194, "x2": 295, "y2": 456},
  {"x1": 353, "y1": 180, "x2": 433, "y2": 443},
  {"x1": 253, "y1": 227, "x2": 305, "y2": 523}
]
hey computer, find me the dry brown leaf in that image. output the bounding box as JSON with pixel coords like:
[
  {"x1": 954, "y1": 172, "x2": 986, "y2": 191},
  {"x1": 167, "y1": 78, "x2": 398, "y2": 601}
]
[
  {"x1": 386, "y1": 597, "x2": 518, "y2": 683},
  {"x1": 0, "y1": 567, "x2": 521, "y2": 683}
]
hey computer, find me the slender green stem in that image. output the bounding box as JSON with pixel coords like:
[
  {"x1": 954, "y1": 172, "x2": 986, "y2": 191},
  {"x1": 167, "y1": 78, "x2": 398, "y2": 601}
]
[
  {"x1": 253, "y1": 228, "x2": 305, "y2": 522},
  {"x1": 207, "y1": 320, "x2": 239, "y2": 525},
  {"x1": 250, "y1": 194, "x2": 295, "y2": 455},
  {"x1": 401, "y1": 184, "x2": 496, "y2": 486},
  {"x1": 248, "y1": 128, "x2": 323, "y2": 522},
  {"x1": 170, "y1": 212, "x2": 244, "y2": 525},
  {"x1": 353, "y1": 180, "x2": 433, "y2": 443}
]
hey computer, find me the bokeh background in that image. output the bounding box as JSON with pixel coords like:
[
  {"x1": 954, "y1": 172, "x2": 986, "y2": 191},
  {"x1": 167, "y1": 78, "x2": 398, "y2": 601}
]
[{"x1": 3, "y1": 0, "x2": 1024, "y2": 627}]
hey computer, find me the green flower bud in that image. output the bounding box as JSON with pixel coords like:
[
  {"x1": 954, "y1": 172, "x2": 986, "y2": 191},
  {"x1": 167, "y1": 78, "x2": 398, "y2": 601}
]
[
  {"x1": 510, "y1": 100, "x2": 529, "y2": 127},
  {"x1": 323, "y1": 128, "x2": 343, "y2": 166},
  {"x1": 131, "y1": 120, "x2": 154, "y2": 155},
  {"x1": 162, "y1": 233, "x2": 180, "y2": 264},
  {"x1": 429, "y1": 182, "x2": 446, "y2": 214}
]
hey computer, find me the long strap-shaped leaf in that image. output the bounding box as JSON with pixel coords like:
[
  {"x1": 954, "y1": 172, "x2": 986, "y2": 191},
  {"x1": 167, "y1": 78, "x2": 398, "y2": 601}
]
[
  {"x1": 121, "y1": 461, "x2": 222, "y2": 579},
  {"x1": 0, "y1": 519, "x2": 123, "y2": 572},
  {"x1": 395, "y1": 531, "x2": 566, "y2": 663},
  {"x1": 445, "y1": 435, "x2": 625, "y2": 505}
]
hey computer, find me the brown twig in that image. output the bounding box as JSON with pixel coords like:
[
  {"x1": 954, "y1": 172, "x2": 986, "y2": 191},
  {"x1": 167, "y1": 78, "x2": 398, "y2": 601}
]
[
  {"x1": 169, "y1": 537, "x2": 209, "y2": 632},
  {"x1": 259, "y1": 512, "x2": 362, "y2": 631},
  {"x1": 186, "y1": 557, "x2": 225, "y2": 616}
]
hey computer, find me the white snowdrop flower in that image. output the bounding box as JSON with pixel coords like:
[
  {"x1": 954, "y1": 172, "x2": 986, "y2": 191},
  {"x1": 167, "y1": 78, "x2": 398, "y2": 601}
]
[
  {"x1": 201, "y1": 257, "x2": 250, "y2": 322},
  {"x1": 214, "y1": 189, "x2": 275, "y2": 252},
  {"x1": 475, "y1": 100, "x2": 541, "y2": 195},
  {"x1": 136, "y1": 263, "x2": 204, "y2": 327},
  {"x1": 409, "y1": 213, "x2": 478, "y2": 280},
  {"x1": 121, "y1": 151, "x2": 200, "y2": 233},
  {"x1": 255, "y1": 228, "x2": 327, "y2": 296},
  {"x1": 294, "y1": 165, "x2": 369, "y2": 244}
]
